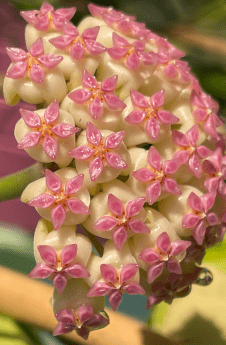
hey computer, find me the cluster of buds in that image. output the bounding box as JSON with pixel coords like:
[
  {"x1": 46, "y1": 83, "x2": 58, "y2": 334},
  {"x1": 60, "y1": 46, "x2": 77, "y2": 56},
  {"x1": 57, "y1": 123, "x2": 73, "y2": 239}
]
[{"x1": 4, "y1": 1, "x2": 226, "y2": 340}]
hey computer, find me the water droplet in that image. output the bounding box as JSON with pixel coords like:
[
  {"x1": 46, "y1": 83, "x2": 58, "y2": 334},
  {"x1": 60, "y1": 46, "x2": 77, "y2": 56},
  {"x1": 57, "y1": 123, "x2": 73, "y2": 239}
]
[{"x1": 194, "y1": 268, "x2": 213, "y2": 286}]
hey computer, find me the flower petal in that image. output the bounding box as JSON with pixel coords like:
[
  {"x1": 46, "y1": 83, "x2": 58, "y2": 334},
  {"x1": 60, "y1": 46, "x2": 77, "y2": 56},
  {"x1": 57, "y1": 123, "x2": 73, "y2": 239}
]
[
  {"x1": 64, "y1": 263, "x2": 90, "y2": 278},
  {"x1": 100, "y1": 264, "x2": 117, "y2": 284},
  {"x1": 156, "y1": 232, "x2": 171, "y2": 255},
  {"x1": 17, "y1": 131, "x2": 41, "y2": 149},
  {"x1": 69, "y1": 146, "x2": 95, "y2": 160},
  {"x1": 171, "y1": 130, "x2": 189, "y2": 147},
  {"x1": 166, "y1": 258, "x2": 182, "y2": 274},
  {"x1": 82, "y1": 26, "x2": 100, "y2": 40},
  {"x1": 29, "y1": 37, "x2": 44, "y2": 57},
  {"x1": 51, "y1": 123, "x2": 78, "y2": 138},
  {"x1": 45, "y1": 169, "x2": 62, "y2": 194},
  {"x1": 208, "y1": 147, "x2": 222, "y2": 172},
  {"x1": 55, "y1": 309, "x2": 75, "y2": 324},
  {"x1": 101, "y1": 75, "x2": 118, "y2": 92},
  {"x1": 19, "y1": 109, "x2": 41, "y2": 128},
  {"x1": 201, "y1": 192, "x2": 216, "y2": 213},
  {"x1": 37, "y1": 54, "x2": 63, "y2": 69},
  {"x1": 122, "y1": 282, "x2": 145, "y2": 295},
  {"x1": 162, "y1": 178, "x2": 181, "y2": 195},
  {"x1": 20, "y1": 10, "x2": 39, "y2": 25},
  {"x1": 87, "y1": 281, "x2": 113, "y2": 297},
  {"x1": 130, "y1": 89, "x2": 149, "y2": 108},
  {"x1": 85, "y1": 40, "x2": 107, "y2": 55},
  {"x1": 6, "y1": 61, "x2": 28, "y2": 79},
  {"x1": 128, "y1": 219, "x2": 150, "y2": 233},
  {"x1": 29, "y1": 193, "x2": 55, "y2": 208},
  {"x1": 157, "y1": 110, "x2": 179, "y2": 124},
  {"x1": 77, "y1": 305, "x2": 93, "y2": 324},
  {"x1": 53, "y1": 322, "x2": 74, "y2": 336},
  {"x1": 88, "y1": 97, "x2": 103, "y2": 119},
  {"x1": 145, "y1": 117, "x2": 160, "y2": 140},
  {"x1": 126, "y1": 196, "x2": 146, "y2": 218},
  {"x1": 68, "y1": 89, "x2": 92, "y2": 104},
  {"x1": 54, "y1": 7, "x2": 77, "y2": 21},
  {"x1": 169, "y1": 240, "x2": 191, "y2": 257},
  {"x1": 196, "y1": 145, "x2": 212, "y2": 159},
  {"x1": 103, "y1": 94, "x2": 126, "y2": 111},
  {"x1": 60, "y1": 244, "x2": 77, "y2": 267},
  {"x1": 34, "y1": 14, "x2": 50, "y2": 31},
  {"x1": 66, "y1": 199, "x2": 90, "y2": 215},
  {"x1": 206, "y1": 212, "x2": 220, "y2": 226},
  {"x1": 173, "y1": 150, "x2": 190, "y2": 164},
  {"x1": 107, "y1": 46, "x2": 128, "y2": 60},
  {"x1": 139, "y1": 248, "x2": 162, "y2": 264},
  {"x1": 187, "y1": 192, "x2": 202, "y2": 212},
  {"x1": 146, "y1": 295, "x2": 164, "y2": 309},
  {"x1": 108, "y1": 290, "x2": 123, "y2": 311},
  {"x1": 132, "y1": 168, "x2": 155, "y2": 182},
  {"x1": 29, "y1": 64, "x2": 45, "y2": 84},
  {"x1": 186, "y1": 124, "x2": 199, "y2": 146},
  {"x1": 125, "y1": 110, "x2": 146, "y2": 124},
  {"x1": 53, "y1": 273, "x2": 68, "y2": 294},
  {"x1": 163, "y1": 159, "x2": 180, "y2": 175},
  {"x1": 163, "y1": 63, "x2": 178, "y2": 79},
  {"x1": 94, "y1": 216, "x2": 119, "y2": 231},
  {"x1": 150, "y1": 89, "x2": 165, "y2": 108},
  {"x1": 120, "y1": 263, "x2": 139, "y2": 284},
  {"x1": 108, "y1": 193, "x2": 123, "y2": 217},
  {"x1": 89, "y1": 156, "x2": 104, "y2": 181},
  {"x1": 49, "y1": 35, "x2": 75, "y2": 50},
  {"x1": 42, "y1": 134, "x2": 58, "y2": 160},
  {"x1": 44, "y1": 100, "x2": 59, "y2": 124},
  {"x1": 112, "y1": 225, "x2": 127, "y2": 251},
  {"x1": 146, "y1": 180, "x2": 162, "y2": 205},
  {"x1": 192, "y1": 220, "x2": 206, "y2": 245},
  {"x1": 147, "y1": 262, "x2": 164, "y2": 284},
  {"x1": 6, "y1": 47, "x2": 27, "y2": 62},
  {"x1": 105, "y1": 152, "x2": 127, "y2": 169},
  {"x1": 29, "y1": 263, "x2": 55, "y2": 279},
  {"x1": 147, "y1": 146, "x2": 162, "y2": 171},
  {"x1": 113, "y1": 32, "x2": 130, "y2": 47},
  {"x1": 82, "y1": 69, "x2": 97, "y2": 89},
  {"x1": 182, "y1": 213, "x2": 200, "y2": 228},
  {"x1": 51, "y1": 204, "x2": 67, "y2": 230},
  {"x1": 64, "y1": 174, "x2": 84, "y2": 195},
  {"x1": 70, "y1": 41, "x2": 85, "y2": 60},
  {"x1": 188, "y1": 154, "x2": 202, "y2": 178},
  {"x1": 104, "y1": 131, "x2": 125, "y2": 149},
  {"x1": 38, "y1": 245, "x2": 57, "y2": 266},
  {"x1": 86, "y1": 122, "x2": 102, "y2": 146}
]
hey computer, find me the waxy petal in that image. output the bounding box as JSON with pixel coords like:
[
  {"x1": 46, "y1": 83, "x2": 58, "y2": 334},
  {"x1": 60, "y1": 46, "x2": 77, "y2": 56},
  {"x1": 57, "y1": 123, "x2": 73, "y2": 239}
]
[
  {"x1": 29, "y1": 38, "x2": 44, "y2": 57},
  {"x1": 162, "y1": 178, "x2": 181, "y2": 195},
  {"x1": 34, "y1": 14, "x2": 50, "y2": 31},
  {"x1": 125, "y1": 52, "x2": 140, "y2": 70},
  {"x1": 139, "y1": 248, "x2": 162, "y2": 264},
  {"x1": 49, "y1": 35, "x2": 75, "y2": 50},
  {"x1": 173, "y1": 150, "x2": 190, "y2": 164},
  {"x1": 86, "y1": 122, "x2": 102, "y2": 146},
  {"x1": 38, "y1": 245, "x2": 57, "y2": 266},
  {"x1": 6, "y1": 61, "x2": 28, "y2": 79},
  {"x1": 88, "y1": 3, "x2": 107, "y2": 17},
  {"x1": 51, "y1": 204, "x2": 67, "y2": 230},
  {"x1": 89, "y1": 156, "x2": 104, "y2": 181},
  {"x1": 29, "y1": 193, "x2": 55, "y2": 208},
  {"x1": 69, "y1": 146, "x2": 95, "y2": 160},
  {"x1": 157, "y1": 110, "x2": 179, "y2": 124},
  {"x1": 100, "y1": 264, "x2": 117, "y2": 284},
  {"x1": 104, "y1": 152, "x2": 127, "y2": 169},
  {"x1": 108, "y1": 290, "x2": 123, "y2": 311},
  {"x1": 108, "y1": 193, "x2": 123, "y2": 218},
  {"x1": 122, "y1": 282, "x2": 145, "y2": 295},
  {"x1": 163, "y1": 159, "x2": 180, "y2": 175},
  {"x1": 163, "y1": 63, "x2": 178, "y2": 79},
  {"x1": 94, "y1": 216, "x2": 119, "y2": 231},
  {"x1": 145, "y1": 117, "x2": 160, "y2": 140},
  {"x1": 6, "y1": 47, "x2": 27, "y2": 62},
  {"x1": 103, "y1": 94, "x2": 126, "y2": 111},
  {"x1": 206, "y1": 212, "x2": 220, "y2": 226},
  {"x1": 186, "y1": 124, "x2": 199, "y2": 146},
  {"x1": 201, "y1": 192, "x2": 216, "y2": 213},
  {"x1": 182, "y1": 213, "x2": 200, "y2": 229},
  {"x1": 171, "y1": 130, "x2": 189, "y2": 147},
  {"x1": 156, "y1": 232, "x2": 171, "y2": 255},
  {"x1": 150, "y1": 89, "x2": 165, "y2": 108},
  {"x1": 132, "y1": 168, "x2": 155, "y2": 182},
  {"x1": 107, "y1": 46, "x2": 128, "y2": 60},
  {"x1": 147, "y1": 262, "x2": 164, "y2": 284},
  {"x1": 17, "y1": 131, "x2": 41, "y2": 149},
  {"x1": 208, "y1": 147, "x2": 222, "y2": 172},
  {"x1": 70, "y1": 42, "x2": 85, "y2": 60},
  {"x1": 89, "y1": 97, "x2": 103, "y2": 119},
  {"x1": 196, "y1": 145, "x2": 212, "y2": 159},
  {"x1": 53, "y1": 322, "x2": 74, "y2": 336},
  {"x1": 204, "y1": 115, "x2": 218, "y2": 139},
  {"x1": 53, "y1": 273, "x2": 68, "y2": 294},
  {"x1": 54, "y1": 7, "x2": 77, "y2": 21},
  {"x1": 66, "y1": 199, "x2": 90, "y2": 215},
  {"x1": 37, "y1": 54, "x2": 63, "y2": 69},
  {"x1": 63, "y1": 22, "x2": 78, "y2": 36},
  {"x1": 101, "y1": 75, "x2": 118, "y2": 92},
  {"x1": 55, "y1": 309, "x2": 75, "y2": 324},
  {"x1": 64, "y1": 174, "x2": 84, "y2": 195},
  {"x1": 202, "y1": 160, "x2": 217, "y2": 175},
  {"x1": 120, "y1": 263, "x2": 139, "y2": 284},
  {"x1": 64, "y1": 263, "x2": 90, "y2": 278},
  {"x1": 84, "y1": 313, "x2": 109, "y2": 328},
  {"x1": 192, "y1": 220, "x2": 206, "y2": 245},
  {"x1": 82, "y1": 69, "x2": 97, "y2": 89},
  {"x1": 128, "y1": 219, "x2": 150, "y2": 233},
  {"x1": 29, "y1": 64, "x2": 45, "y2": 84},
  {"x1": 85, "y1": 40, "x2": 106, "y2": 55},
  {"x1": 82, "y1": 26, "x2": 100, "y2": 40},
  {"x1": 146, "y1": 180, "x2": 162, "y2": 205},
  {"x1": 188, "y1": 154, "x2": 202, "y2": 178},
  {"x1": 52, "y1": 123, "x2": 78, "y2": 138},
  {"x1": 87, "y1": 281, "x2": 113, "y2": 297},
  {"x1": 125, "y1": 110, "x2": 146, "y2": 124},
  {"x1": 20, "y1": 10, "x2": 39, "y2": 25},
  {"x1": 166, "y1": 258, "x2": 182, "y2": 274},
  {"x1": 43, "y1": 134, "x2": 58, "y2": 160},
  {"x1": 147, "y1": 146, "x2": 162, "y2": 171},
  {"x1": 40, "y1": 2, "x2": 54, "y2": 13},
  {"x1": 112, "y1": 225, "x2": 127, "y2": 251},
  {"x1": 112, "y1": 32, "x2": 129, "y2": 47},
  {"x1": 19, "y1": 109, "x2": 41, "y2": 128},
  {"x1": 187, "y1": 192, "x2": 202, "y2": 212},
  {"x1": 130, "y1": 89, "x2": 149, "y2": 108},
  {"x1": 45, "y1": 169, "x2": 62, "y2": 194},
  {"x1": 104, "y1": 131, "x2": 125, "y2": 149},
  {"x1": 77, "y1": 305, "x2": 93, "y2": 324},
  {"x1": 169, "y1": 240, "x2": 191, "y2": 257},
  {"x1": 126, "y1": 196, "x2": 146, "y2": 218},
  {"x1": 60, "y1": 244, "x2": 77, "y2": 267},
  {"x1": 44, "y1": 100, "x2": 59, "y2": 124},
  {"x1": 29, "y1": 263, "x2": 55, "y2": 279}
]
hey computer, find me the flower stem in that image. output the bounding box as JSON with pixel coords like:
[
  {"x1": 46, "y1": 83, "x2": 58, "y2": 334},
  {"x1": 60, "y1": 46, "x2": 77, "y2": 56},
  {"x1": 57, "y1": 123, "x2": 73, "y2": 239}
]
[
  {"x1": 80, "y1": 224, "x2": 104, "y2": 257},
  {"x1": 0, "y1": 163, "x2": 44, "y2": 202}
]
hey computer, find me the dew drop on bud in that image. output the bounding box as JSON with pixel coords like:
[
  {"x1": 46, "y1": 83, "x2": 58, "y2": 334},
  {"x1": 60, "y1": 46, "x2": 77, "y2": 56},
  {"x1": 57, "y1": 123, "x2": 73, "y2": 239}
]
[{"x1": 194, "y1": 268, "x2": 213, "y2": 286}]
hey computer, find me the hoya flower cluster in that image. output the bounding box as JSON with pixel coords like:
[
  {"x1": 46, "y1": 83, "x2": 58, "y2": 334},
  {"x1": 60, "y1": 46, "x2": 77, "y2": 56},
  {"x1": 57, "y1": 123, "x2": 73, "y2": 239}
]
[{"x1": 4, "y1": 1, "x2": 226, "y2": 340}]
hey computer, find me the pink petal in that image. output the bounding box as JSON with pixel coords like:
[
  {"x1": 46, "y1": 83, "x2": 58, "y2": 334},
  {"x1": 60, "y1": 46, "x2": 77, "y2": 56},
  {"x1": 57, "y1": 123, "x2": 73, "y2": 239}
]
[
  {"x1": 171, "y1": 130, "x2": 189, "y2": 147},
  {"x1": 69, "y1": 146, "x2": 95, "y2": 160},
  {"x1": 42, "y1": 134, "x2": 58, "y2": 160},
  {"x1": 146, "y1": 295, "x2": 163, "y2": 309},
  {"x1": 51, "y1": 204, "x2": 67, "y2": 230},
  {"x1": 70, "y1": 41, "x2": 85, "y2": 60},
  {"x1": 89, "y1": 156, "x2": 104, "y2": 181},
  {"x1": 29, "y1": 38, "x2": 44, "y2": 57},
  {"x1": 6, "y1": 47, "x2": 27, "y2": 62},
  {"x1": 85, "y1": 40, "x2": 106, "y2": 56},
  {"x1": 107, "y1": 46, "x2": 128, "y2": 60},
  {"x1": 100, "y1": 264, "x2": 117, "y2": 284},
  {"x1": 112, "y1": 32, "x2": 130, "y2": 47},
  {"x1": 206, "y1": 212, "x2": 220, "y2": 226},
  {"x1": 150, "y1": 89, "x2": 165, "y2": 108},
  {"x1": 29, "y1": 263, "x2": 55, "y2": 279},
  {"x1": 173, "y1": 150, "x2": 190, "y2": 164},
  {"x1": 128, "y1": 219, "x2": 150, "y2": 233},
  {"x1": 49, "y1": 35, "x2": 75, "y2": 50},
  {"x1": 186, "y1": 124, "x2": 199, "y2": 146},
  {"x1": 66, "y1": 198, "x2": 90, "y2": 215},
  {"x1": 156, "y1": 232, "x2": 171, "y2": 254},
  {"x1": 88, "y1": 3, "x2": 107, "y2": 17},
  {"x1": 86, "y1": 122, "x2": 102, "y2": 146},
  {"x1": 63, "y1": 22, "x2": 79, "y2": 37},
  {"x1": 209, "y1": 147, "x2": 222, "y2": 171},
  {"x1": 44, "y1": 100, "x2": 59, "y2": 124},
  {"x1": 187, "y1": 192, "x2": 202, "y2": 212},
  {"x1": 20, "y1": 10, "x2": 39, "y2": 25},
  {"x1": 101, "y1": 75, "x2": 118, "y2": 93},
  {"x1": 34, "y1": 15, "x2": 50, "y2": 31},
  {"x1": 45, "y1": 169, "x2": 62, "y2": 194},
  {"x1": 139, "y1": 248, "x2": 162, "y2": 264},
  {"x1": 94, "y1": 216, "x2": 119, "y2": 231},
  {"x1": 146, "y1": 180, "x2": 162, "y2": 205},
  {"x1": 87, "y1": 281, "x2": 113, "y2": 297},
  {"x1": 133, "y1": 39, "x2": 145, "y2": 51},
  {"x1": 84, "y1": 313, "x2": 109, "y2": 328},
  {"x1": 157, "y1": 110, "x2": 179, "y2": 124},
  {"x1": 125, "y1": 110, "x2": 146, "y2": 125},
  {"x1": 166, "y1": 258, "x2": 182, "y2": 274},
  {"x1": 188, "y1": 154, "x2": 202, "y2": 178},
  {"x1": 55, "y1": 309, "x2": 75, "y2": 325},
  {"x1": 29, "y1": 193, "x2": 55, "y2": 208},
  {"x1": 138, "y1": 51, "x2": 158, "y2": 65},
  {"x1": 52, "y1": 123, "x2": 78, "y2": 138},
  {"x1": 53, "y1": 273, "x2": 68, "y2": 294},
  {"x1": 108, "y1": 290, "x2": 123, "y2": 311},
  {"x1": 29, "y1": 64, "x2": 45, "y2": 84},
  {"x1": 19, "y1": 109, "x2": 41, "y2": 128},
  {"x1": 145, "y1": 117, "x2": 160, "y2": 140},
  {"x1": 182, "y1": 213, "x2": 200, "y2": 228},
  {"x1": 112, "y1": 225, "x2": 127, "y2": 251},
  {"x1": 54, "y1": 7, "x2": 76, "y2": 20},
  {"x1": 204, "y1": 114, "x2": 218, "y2": 139},
  {"x1": 53, "y1": 322, "x2": 74, "y2": 336},
  {"x1": 88, "y1": 97, "x2": 103, "y2": 119},
  {"x1": 120, "y1": 263, "x2": 139, "y2": 284},
  {"x1": 108, "y1": 193, "x2": 123, "y2": 218},
  {"x1": 104, "y1": 131, "x2": 125, "y2": 149},
  {"x1": 103, "y1": 93, "x2": 126, "y2": 111},
  {"x1": 201, "y1": 192, "x2": 216, "y2": 213},
  {"x1": 163, "y1": 159, "x2": 180, "y2": 175},
  {"x1": 125, "y1": 52, "x2": 140, "y2": 70},
  {"x1": 82, "y1": 26, "x2": 100, "y2": 40},
  {"x1": 64, "y1": 174, "x2": 84, "y2": 195},
  {"x1": 130, "y1": 89, "x2": 149, "y2": 108},
  {"x1": 38, "y1": 245, "x2": 57, "y2": 266},
  {"x1": 77, "y1": 305, "x2": 93, "y2": 324},
  {"x1": 17, "y1": 131, "x2": 41, "y2": 149},
  {"x1": 162, "y1": 178, "x2": 181, "y2": 195},
  {"x1": 60, "y1": 244, "x2": 77, "y2": 266},
  {"x1": 104, "y1": 152, "x2": 127, "y2": 169},
  {"x1": 64, "y1": 263, "x2": 90, "y2": 278},
  {"x1": 147, "y1": 262, "x2": 164, "y2": 284},
  {"x1": 68, "y1": 89, "x2": 92, "y2": 104},
  {"x1": 202, "y1": 160, "x2": 217, "y2": 175},
  {"x1": 163, "y1": 63, "x2": 178, "y2": 79},
  {"x1": 196, "y1": 145, "x2": 212, "y2": 159},
  {"x1": 122, "y1": 282, "x2": 145, "y2": 295},
  {"x1": 169, "y1": 240, "x2": 191, "y2": 256},
  {"x1": 82, "y1": 69, "x2": 97, "y2": 89},
  {"x1": 6, "y1": 61, "x2": 28, "y2": 79},
  {"x1": 192, "y1": 220, "x2": 206, "y2": 245},
  {"x1": 40, "y1": 2, "x2": 54, "y2": 13},
  {"x1": 37, "y1": 54, "x2": 63, "y2": 69},
  {"x1": 147, "y1": 146, "x2": 162, "y2": 171},
  {"x1": 193, "y1": 109, "x2": 207, "y2": 123},
  {"x1": 132, "y1": 168, "x2": 155, "y2": 182},
  {"x1": 126, "y1": 196, "x2": 146, "y2": 218}
]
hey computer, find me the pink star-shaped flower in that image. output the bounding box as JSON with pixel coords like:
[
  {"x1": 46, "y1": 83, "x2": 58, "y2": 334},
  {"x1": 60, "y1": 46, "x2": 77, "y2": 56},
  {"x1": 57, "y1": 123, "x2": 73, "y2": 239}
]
[
  {"x1": 68, "y1": 70, "x2": 126, "y2": 119},
  {"x1": 29, "y1": 169, "x2": 90, "y2": 230},
  {"x1": 88, "y1": 3, "x2": 148, "y2": 39},
  {"x1": 139, "y1": 232, "x2": 191, "y2": 284},
  {"x1": 20, "y1": 1, "x2": 76, "y2": 31},
  {"x1": 202, "y1": 147, "x2": 226, "y2": 197},
  {"x1": 69, "y1": 122, "x2": 128, "y2": 182},
  {"x1": 29, "y1": 244, "x2": 90, "y2": 294},
  {"x1": 49, "y1": 22, "x2": 106, "y2": 60},
  {"x1": 182, "y1": 191, "x2": 220, "y2": 245},
  {"x1": 53, "y1": 306, "x2": 109, "y2": 340},
  {"x1": 5, "y1": 38, "x2": 63, "y2": 83},
  {"x1": 190, "y1": 90, "x2": 223, "y2": 139},
  {"x1": 107, "y1": 32, "x2": 158, "y2": 70},
  {"x1": 125, "y1": 89, "x2": 179, "y2": 140},
  {"x1": 87, "y1": 263, "x2": 145, "y2": 310},
  {"x1": 132, "y1": 146, "x2": 182, "y2": 205},
  {"x1": 93, "y1": 193, "x2": 150, "y2": 250},
  {"x1": 17, "y1": 100, "x2": 78, "y2": 160},
  {"x1": 172, "y1": 124, "x2": 212, "y2": 178}
]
